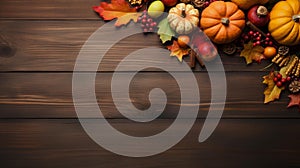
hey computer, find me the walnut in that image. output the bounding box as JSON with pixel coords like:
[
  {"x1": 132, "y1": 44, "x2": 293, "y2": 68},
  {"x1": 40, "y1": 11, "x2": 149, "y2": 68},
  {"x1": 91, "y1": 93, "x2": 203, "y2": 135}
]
[
  {"x1": 222, "y1": 43, "x2": 237, "y2": 55},
  {"x1": 278, "y1": 46, "x2": 289, "y2": 56},
  {"x1": 289, "y1": 80, "x2": 300, "y2": 93}
]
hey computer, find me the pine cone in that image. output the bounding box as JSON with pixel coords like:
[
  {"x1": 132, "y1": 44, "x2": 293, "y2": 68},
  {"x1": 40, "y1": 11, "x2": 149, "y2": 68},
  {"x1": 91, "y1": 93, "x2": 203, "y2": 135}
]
[{"x1": 191, "y1": 0, "x2": 206, "y2": 8}]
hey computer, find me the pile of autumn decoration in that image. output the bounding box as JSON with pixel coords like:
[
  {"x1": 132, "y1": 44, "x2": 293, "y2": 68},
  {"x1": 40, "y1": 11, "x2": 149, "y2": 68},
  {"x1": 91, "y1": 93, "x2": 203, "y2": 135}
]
[{"x1": 93, "y1": 0, "x2": 300, "y2": 109}]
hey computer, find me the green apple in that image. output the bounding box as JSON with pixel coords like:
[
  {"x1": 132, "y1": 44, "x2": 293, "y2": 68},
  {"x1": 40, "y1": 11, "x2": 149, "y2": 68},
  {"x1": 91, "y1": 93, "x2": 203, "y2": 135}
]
[{"x1": 148, "y1": 1, "x2": 165, "y2": 18}]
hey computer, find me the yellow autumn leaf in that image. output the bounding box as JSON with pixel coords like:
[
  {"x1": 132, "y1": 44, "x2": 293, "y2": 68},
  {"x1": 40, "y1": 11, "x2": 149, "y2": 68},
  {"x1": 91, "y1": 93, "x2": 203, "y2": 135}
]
[
  {"x1": 240, "y1": 42, "x2": 265, "y2": 64},
  {"x1": 115, "y1": 12, "x2": 142, "y2": 27},
  {"x1": 263, "y1": 67, "x2": 287, "y2": 104}
]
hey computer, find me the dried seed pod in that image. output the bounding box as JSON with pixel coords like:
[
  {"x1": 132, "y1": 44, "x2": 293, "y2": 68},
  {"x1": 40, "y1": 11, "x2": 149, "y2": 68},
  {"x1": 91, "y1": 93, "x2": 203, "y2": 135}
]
[
  {"x1": 284, "y1": 56, "x2": 290, "y2": 67},
  {"x1": 286, "y1": 66, "x2": 292, "y2": 76},
  {"x1": 272, "y1": 54, "x2": 281, "y2": 63},
  {"x1": 275, "y1": 55, "x2": 284, "y2": 64},
  {"x1": 278, "y1": 46, "x2": 289, "y2": 56},
  {"x1": 289, "y1": 81, "x2": 300, "y2": 93},
  {"x1": 296, "y1": 62, "x2": 300, "y2": 77},
  {"x1": 279, "y1": 57, "x2": 288, "y2": 67},
  {"x1": 222, "y1": 43, "x2": 236, "y2": 55},
  {"x1": 286, "y1": 56, "x2": 298, "y2": 75},
  {"x1": 292, "y1": 61, "x2": 298, "y2": 75}
]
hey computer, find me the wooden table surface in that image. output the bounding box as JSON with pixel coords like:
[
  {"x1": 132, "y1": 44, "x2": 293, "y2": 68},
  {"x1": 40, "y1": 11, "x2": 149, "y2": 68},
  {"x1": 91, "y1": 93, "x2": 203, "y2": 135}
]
[{"x1": 0, "y1": 0, "x2": 300, "y2": 167}]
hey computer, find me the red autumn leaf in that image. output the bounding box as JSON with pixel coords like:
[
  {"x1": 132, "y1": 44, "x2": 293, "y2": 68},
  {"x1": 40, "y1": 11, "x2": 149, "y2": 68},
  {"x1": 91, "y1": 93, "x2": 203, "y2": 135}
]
[
  {"x1": 93, "y1": 0, "x2": 141, "y2": 26},
  {"x1": 287, "y1": 94, "x2": 300, "y2": 110},
  {"x1": 167, "y1": 41, "x2": 190, "y2": 62}
]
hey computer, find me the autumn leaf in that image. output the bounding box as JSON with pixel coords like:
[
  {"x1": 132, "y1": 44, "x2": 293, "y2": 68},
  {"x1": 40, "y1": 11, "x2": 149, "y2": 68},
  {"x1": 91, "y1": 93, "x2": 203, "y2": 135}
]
[
  {"x1": 115, "y1": 12, "x2": 142, "y2": 26},
  {"x1": 167, "y1": 41, "x2": 190, "y2": 62},
  {"x1": 157, "y1": 18, "x2": 175, "y2": 43},
  {"x1": 93, "y1": 0, "x2": 141, "y2": 26},
  {"x1": 287, "y1": 94, "x2": 300, "y2": 110},
  {"x1": 263, "y1": 67, "x2": 287, "y2": 103},
  {"x1": 240, "y1": 42, "x2": 265, "y2": 64}
]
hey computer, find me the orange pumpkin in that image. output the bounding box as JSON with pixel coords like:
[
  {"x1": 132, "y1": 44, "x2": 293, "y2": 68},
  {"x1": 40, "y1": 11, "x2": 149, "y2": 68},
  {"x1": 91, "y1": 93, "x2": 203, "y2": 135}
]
[
  {"x1": 200, "y1": 1, "x2": 245, "y2": 44},
  {"x1": 268, "y1": 0, "x2": 300, "y2": 46}
]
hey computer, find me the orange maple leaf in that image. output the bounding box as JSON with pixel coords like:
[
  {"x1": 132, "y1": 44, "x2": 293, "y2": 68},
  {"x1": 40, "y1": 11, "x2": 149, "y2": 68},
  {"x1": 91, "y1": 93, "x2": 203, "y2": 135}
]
[
  {"x1": 93, "y1": 0, "x2": 141, "y2": 26},
  {"x1": 167, "y1": 41, "x2": 190, "y2": 62}
]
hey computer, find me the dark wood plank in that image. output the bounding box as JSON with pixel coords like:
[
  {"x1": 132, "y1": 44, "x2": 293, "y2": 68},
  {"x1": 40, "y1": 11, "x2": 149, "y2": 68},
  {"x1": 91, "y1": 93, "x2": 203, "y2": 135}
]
[
  {"x1": 0, "y1": 119, "x2": 299, "y2": 167},
  {"x1": 0, "y1": 21, "x2": 271, "y2": 72},
  {"x1": 0, "y1": 0, "x2": 99, "y2": 19},
  {"x1": 0, "y1": 72, "x2": 299, "y2": 119}
]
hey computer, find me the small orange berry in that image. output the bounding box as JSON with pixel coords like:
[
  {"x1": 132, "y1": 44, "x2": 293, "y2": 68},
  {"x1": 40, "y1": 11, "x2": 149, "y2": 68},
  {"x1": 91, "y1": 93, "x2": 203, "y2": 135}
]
[
  {"x1": 263, "y1": 46, "x2": 277, "y2": 58},
  {"x1": 177, "y1": 35, "x2": 190, "y2": 48}
]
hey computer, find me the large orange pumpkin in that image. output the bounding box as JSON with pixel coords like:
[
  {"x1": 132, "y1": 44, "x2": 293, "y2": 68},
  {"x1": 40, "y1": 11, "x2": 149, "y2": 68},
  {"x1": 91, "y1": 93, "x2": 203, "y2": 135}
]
[
  {"x1": 268, "y1": 0, "x2": 300, "y2": 46},
  {"x1": 200, "y1": 1, "x2": 245, "y2": 44}
]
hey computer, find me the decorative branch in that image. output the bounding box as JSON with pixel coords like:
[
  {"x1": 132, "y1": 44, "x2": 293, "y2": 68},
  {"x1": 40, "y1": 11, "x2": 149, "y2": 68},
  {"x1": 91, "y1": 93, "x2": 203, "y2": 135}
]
[
  {"x1": 189, "y1": 49, "x2": 205, "y2": 68},
  {"x1": 246, "y1": 21, "x2": 267, "y2": 37},
  {"x1": 246, "y1": 21, "x2": 280, "y2": 46}
]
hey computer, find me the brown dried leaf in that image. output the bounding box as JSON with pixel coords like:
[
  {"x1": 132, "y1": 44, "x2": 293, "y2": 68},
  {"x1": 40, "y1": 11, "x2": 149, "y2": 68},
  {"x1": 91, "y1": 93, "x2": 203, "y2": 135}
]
[{"x1": 241, "y1": 42, "x2": 265, "y2": 64}]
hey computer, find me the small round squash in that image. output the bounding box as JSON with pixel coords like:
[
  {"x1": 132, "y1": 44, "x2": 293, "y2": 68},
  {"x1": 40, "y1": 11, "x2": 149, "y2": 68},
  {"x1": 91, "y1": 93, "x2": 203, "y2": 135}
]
[
  {"x1": 200, "y1": 1, "x2": 245, "y2": 44},
  {"x1": 268, "y1": 0, "x2": 300, "y2": 46},
  {"x1": 167, "y1": 3, "x2": 199, "y2": 34}
]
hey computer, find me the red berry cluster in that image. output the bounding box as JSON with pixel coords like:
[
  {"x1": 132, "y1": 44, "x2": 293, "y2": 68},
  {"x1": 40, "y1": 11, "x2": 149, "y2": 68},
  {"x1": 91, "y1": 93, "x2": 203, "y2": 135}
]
[
  {"x1": 242, "y1": 31, "x2": 274, "y2": 47},
  {"x1": 273, "y1": 73, "x2": 291, "y2": 87},
  {"x1": 138, "y1": 10, "x2": 157, "y2": 33}
]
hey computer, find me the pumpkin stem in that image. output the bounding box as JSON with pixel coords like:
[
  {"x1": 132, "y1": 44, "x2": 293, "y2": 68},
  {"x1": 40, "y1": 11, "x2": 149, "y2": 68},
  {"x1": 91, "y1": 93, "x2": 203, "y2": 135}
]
[
  {"x1": 257, "y1": 6, "x2": 268, "y2": 16},
  {"x1": 293, "y1": 14, "x2": 300, "y2": 22},
  {"x1": 181, "y1": 8, "x2": 186, "y2": 18},
  {"x1": 221, "y1": 18, "x2": 230, "y2": 25}
]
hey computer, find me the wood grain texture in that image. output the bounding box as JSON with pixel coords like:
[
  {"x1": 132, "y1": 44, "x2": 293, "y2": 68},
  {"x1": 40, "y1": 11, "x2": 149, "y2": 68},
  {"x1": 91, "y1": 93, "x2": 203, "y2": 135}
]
[
  {"x1": 0, "y1": 0, "x2": 99, "y2": 19},
  {"x1": 0, "y1": 21, "x2": 271, "y2": 72},
  {"x1": 0, "y1": 119, "x2": 299, "y2": 167},
  {"x1": 1, "y1": 0, "x2": 300, "y2": 166},
  {"x1": 0, "y1": 72, "x2": 298, "y2": 119}
]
